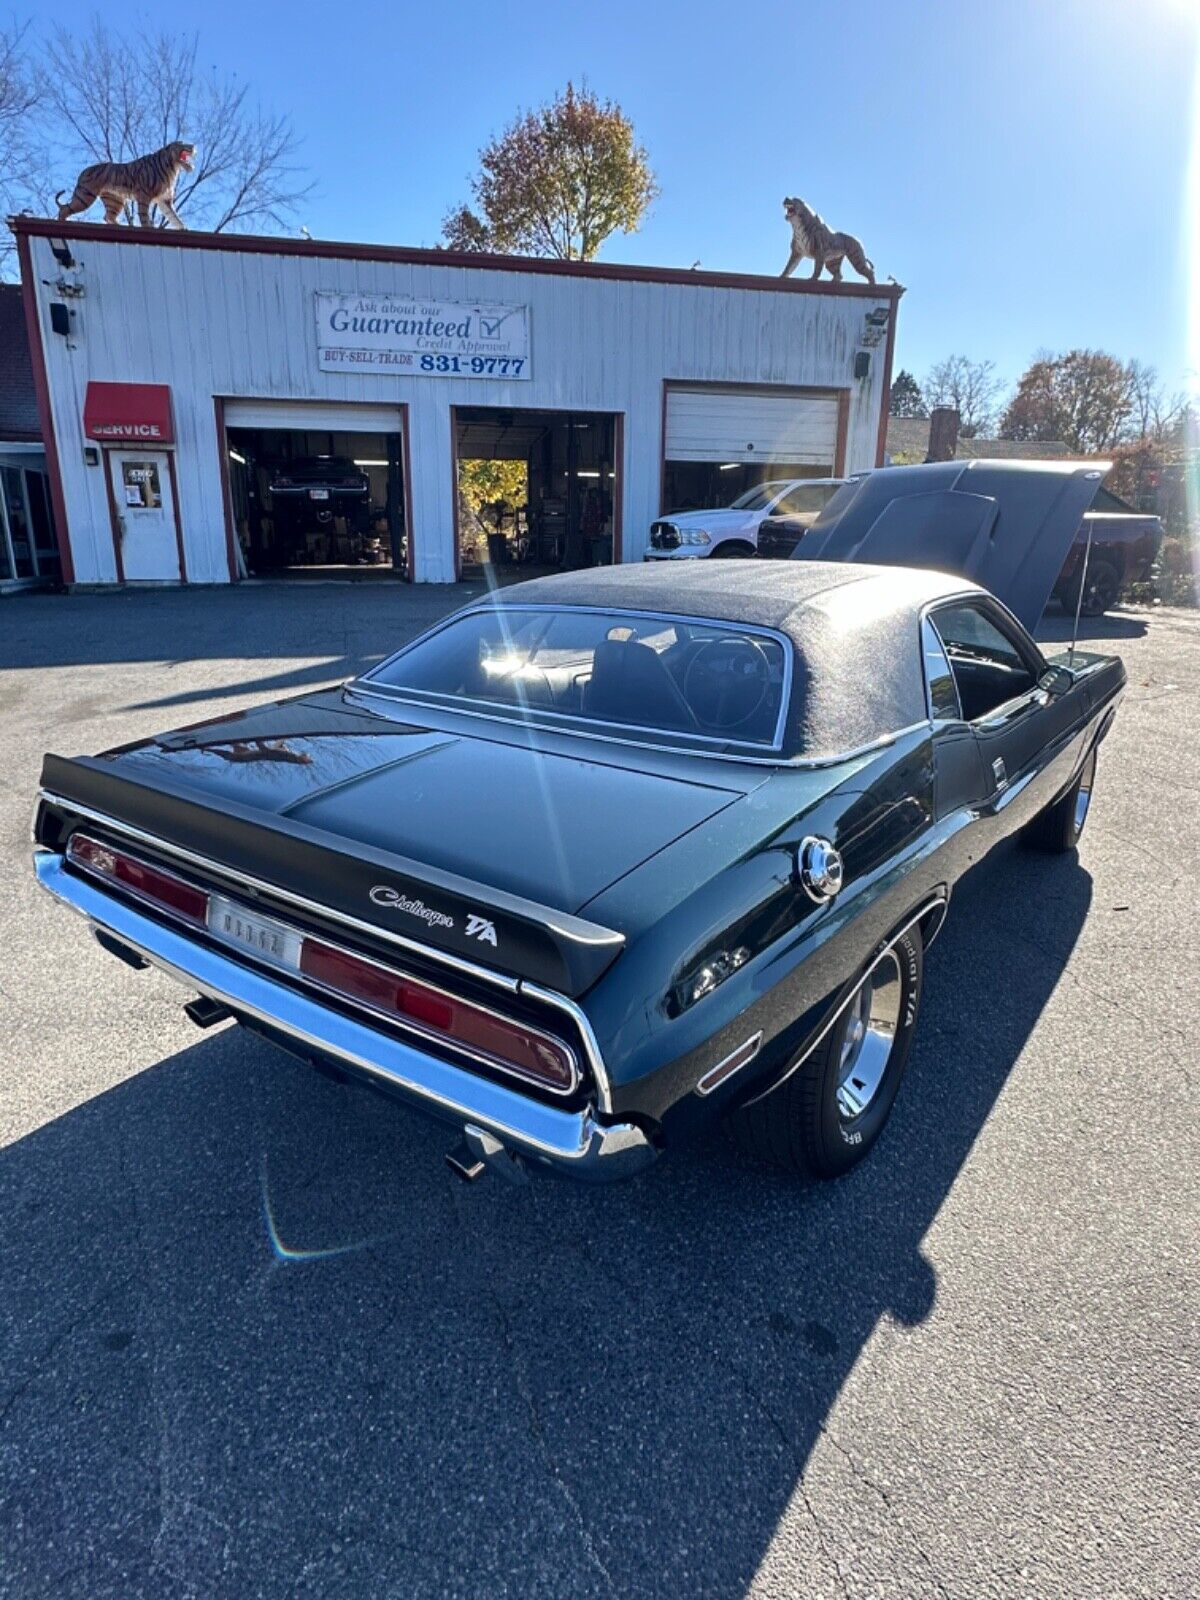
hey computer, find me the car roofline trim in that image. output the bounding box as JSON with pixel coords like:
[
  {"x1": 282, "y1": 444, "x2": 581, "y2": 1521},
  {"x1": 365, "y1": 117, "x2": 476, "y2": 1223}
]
[
  {"x1": 356, "y1": 603, "x2": 795, "y2": 753},
  {"x1": 345, "y1": 682, "x2": 925, "y2": 772},
  {"x1": 35, "y1": 786, "x2": 615, "y2": 1112}
]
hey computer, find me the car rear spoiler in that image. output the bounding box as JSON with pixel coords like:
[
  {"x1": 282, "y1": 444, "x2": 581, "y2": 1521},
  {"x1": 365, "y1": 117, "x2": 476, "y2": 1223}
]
[{"x1": 37, "y1": 754, "x2": 626, "y2": 998}]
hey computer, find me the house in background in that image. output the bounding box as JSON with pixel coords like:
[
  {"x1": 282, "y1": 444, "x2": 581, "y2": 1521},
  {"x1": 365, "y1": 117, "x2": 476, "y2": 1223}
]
[
  {"x1": 885, "y1": 414, "x2": 1070, "y2": 465},
  {"x1": 0, "y1": 284, "x2": 59, "y2": 591}
]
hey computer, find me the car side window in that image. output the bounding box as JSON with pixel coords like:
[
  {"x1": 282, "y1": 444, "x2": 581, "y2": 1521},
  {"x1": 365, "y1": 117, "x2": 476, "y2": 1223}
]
[
  {"x1": 775, "y1": 485, "x2": 835, "y2": 517},
  {"x1": 921, "y1": 618, "x2": 962, "y2": 721},
  {"x1": 929, "y1": 603, "x2": 1038, "y2": 723}
]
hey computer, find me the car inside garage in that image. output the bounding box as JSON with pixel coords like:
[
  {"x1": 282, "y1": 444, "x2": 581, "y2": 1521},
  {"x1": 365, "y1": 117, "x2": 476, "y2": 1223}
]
[
  {"x1": 661, "y1": 384, "x2": 847, "y2": 512},
  {"x1": 223, "y1": 402, "x2": 407, "y2": 578},
  {"x1": 453, "y1": 406, "x2": 619, "y2": 579}
]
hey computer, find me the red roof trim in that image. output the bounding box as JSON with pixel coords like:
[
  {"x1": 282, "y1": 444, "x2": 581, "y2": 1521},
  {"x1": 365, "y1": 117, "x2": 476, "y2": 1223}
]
[{"x1": 10, "y1": 217, "x2": 905, "y2": 302}]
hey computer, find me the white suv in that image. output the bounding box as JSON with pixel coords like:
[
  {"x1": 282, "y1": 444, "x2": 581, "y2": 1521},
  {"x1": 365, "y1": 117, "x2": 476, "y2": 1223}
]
[{"x1": 645, "y1": 478, "x2": 846, "y2": 561}]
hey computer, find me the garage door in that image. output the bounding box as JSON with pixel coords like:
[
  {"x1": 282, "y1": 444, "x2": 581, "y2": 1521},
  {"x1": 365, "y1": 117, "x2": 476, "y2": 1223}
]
[
  {"x1": 665, "y1": 387, "x2": 840, "y2": 467},
  {"x1": 223, "y1": 400, "x2": 403, "y2": 432}
]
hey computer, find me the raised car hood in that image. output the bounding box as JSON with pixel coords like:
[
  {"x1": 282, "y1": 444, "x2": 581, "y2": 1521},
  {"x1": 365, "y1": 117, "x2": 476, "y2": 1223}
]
[
  {"x1": 39, "y1": 693, "x2": 747, "y2": 995},
  {"x1": 794, "y1": 459, "x2": 1110, "y2": 631}
]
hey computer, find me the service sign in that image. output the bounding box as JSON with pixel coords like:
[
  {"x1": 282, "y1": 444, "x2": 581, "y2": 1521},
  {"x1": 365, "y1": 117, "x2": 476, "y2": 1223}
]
[{"x1": 315, "y1": 293, "x2": 530, "y2": 379}]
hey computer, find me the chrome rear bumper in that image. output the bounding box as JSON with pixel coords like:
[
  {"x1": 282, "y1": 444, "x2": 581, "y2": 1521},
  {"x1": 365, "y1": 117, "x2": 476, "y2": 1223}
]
[{"x1": 35, "y1": 850, "x2": 657, "y2": 1183}]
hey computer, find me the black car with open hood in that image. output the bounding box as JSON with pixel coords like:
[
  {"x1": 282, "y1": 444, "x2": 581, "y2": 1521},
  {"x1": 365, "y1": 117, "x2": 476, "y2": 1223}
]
[
  {"x1": 33, "y1": 520, "x2": 1125, "y2": 1188},
  {"x1": 792, "y1": 459, "x2": 1111, "y2": 632}
]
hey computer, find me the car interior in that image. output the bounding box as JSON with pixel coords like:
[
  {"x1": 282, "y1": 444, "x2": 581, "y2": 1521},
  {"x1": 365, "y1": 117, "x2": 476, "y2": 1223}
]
[
  {"x1": 931, "y1": 602, "x2": 1038, "y2": 722},
  {"x1": 375, "y1": 609, "x2": 788, "y2": 746}
]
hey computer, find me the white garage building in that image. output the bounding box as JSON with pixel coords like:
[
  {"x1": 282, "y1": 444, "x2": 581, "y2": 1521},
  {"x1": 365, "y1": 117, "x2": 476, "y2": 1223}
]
[{"x1": 16, "y1": 219, "x2": 900, "y2": 587}]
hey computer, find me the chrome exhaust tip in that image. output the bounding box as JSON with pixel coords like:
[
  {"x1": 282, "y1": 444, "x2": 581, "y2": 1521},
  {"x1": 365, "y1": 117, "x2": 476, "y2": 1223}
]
[{"x1": 445, "y1": 1125, "x2": 529, "y2": 1185}]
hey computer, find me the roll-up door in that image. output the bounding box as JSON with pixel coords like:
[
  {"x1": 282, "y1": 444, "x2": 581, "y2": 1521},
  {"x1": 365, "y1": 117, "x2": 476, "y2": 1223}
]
[
  {"x1": 665, "y1": 387, "x2": 840, "y2": 467},
  {"x1": 223, "y1": 400, "x2": 403, "y2": 432}
]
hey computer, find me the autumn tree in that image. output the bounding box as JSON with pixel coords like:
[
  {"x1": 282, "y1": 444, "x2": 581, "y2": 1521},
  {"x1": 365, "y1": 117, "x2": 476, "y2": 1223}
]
[
  {"x1": 923, "y1": 355, "x2": 1006, "y2": 438},
  {"x1": 33, "y1": 20, "x2": 310, "y2": 232},
  {"x1": 458, "y1": 459, "x2": 528, "y2": 519},
  {"x1": 443, "y1": 83, "x2": 657, "y2": 260},
  {"x1": 999, "y1": 349, "x2": 1137, "y2": 455},
  {"x1": 889, "y1": 369, "x2": 927, "y2": 418}
]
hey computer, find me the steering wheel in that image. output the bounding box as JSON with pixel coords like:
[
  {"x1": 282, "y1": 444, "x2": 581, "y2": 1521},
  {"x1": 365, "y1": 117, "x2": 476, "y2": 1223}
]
[{"x1": 683, "y1": 636, "x2": 772, "y2": 731}]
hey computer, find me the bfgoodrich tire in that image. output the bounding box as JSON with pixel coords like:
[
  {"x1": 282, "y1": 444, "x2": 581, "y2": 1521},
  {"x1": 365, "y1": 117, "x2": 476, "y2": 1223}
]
[
  {"x1": 729, "y1": 927, "x2": 924, "y2": 1178},
  {"x1": 1023, "y1": 746, "x2": 1096, "y2": 853}
]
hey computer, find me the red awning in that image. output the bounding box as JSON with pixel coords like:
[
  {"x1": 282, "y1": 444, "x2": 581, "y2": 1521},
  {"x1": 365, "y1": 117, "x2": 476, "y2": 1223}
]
[{"x1": 83, "y1": 382, "x2": 174, "y2": 445}]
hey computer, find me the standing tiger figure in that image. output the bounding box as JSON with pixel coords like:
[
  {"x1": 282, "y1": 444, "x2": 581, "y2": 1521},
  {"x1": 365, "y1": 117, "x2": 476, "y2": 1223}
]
[
  {"x1": 781, "y1": 196, "x2": 875, "y2": 284},
  {"x1": 56, "y1": 141, "x2": 196, "y2": 229}
]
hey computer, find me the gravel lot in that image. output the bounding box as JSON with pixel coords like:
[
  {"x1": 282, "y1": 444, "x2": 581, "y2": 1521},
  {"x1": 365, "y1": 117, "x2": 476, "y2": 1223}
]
[{"x1": 1, "y1": 583, "x2": 1196, "y2": 1599}]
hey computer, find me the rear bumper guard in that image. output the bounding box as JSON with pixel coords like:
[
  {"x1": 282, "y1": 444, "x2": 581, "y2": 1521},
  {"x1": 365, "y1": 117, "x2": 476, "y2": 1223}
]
[{"x1": 35, "y1": 850, "x2": 657, "y2": 1183}]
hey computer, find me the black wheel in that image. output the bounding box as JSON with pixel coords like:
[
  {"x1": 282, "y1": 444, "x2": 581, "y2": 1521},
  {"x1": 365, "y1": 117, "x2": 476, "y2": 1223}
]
[
  {"x1": 1023, "y1": 746, "x2": 1096, "y2": 852},
  {"x1": 713, "y1": 542, "x2": 754, "y2": 558},
  {"x1": 1066, "y1": 556, "x2": 1120, "y2": 616},
  {"x1": 729, "y1": 926, "x2": 923, "y2": 1178}
]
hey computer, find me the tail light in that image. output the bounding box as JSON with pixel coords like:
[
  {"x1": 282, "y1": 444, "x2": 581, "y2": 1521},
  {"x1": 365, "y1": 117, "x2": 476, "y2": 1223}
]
[
  {"x1": 300, "y1": 938, "x2": 579, "y2": 1094},
  {"x1": 65, "y1": 833, "x2": 579, "y2": 1096},
  {"x1": 67, "y1": 833, "x2": 208, "y2": 925}
]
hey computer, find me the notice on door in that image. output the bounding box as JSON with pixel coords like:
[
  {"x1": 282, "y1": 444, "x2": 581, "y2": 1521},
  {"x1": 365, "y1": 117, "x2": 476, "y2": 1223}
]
[{"x1": 315, "y1": 293, "x2": 531, "y2": 379}]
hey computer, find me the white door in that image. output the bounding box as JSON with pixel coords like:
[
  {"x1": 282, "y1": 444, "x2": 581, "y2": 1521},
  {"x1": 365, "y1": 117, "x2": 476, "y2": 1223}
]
[
  {"x1": 665, "y1": 387, "x2": 841, "y2": 467},
  {"x1": 111, "y1": 450, "x2": 180, "y2": 580}
]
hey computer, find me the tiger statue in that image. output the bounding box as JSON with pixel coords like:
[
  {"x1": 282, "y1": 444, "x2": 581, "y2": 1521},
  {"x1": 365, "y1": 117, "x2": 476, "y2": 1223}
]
[
  {"x1": 55, "y1": 141, "x2": 196, "y2": 229},
  {"x1": 781, "y1": 196, "x2": 875, "y2": 284}
]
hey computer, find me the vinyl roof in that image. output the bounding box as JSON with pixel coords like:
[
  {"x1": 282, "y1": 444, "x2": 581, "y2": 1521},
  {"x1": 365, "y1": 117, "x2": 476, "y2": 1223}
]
[{"x1": 484, "y1": 561, "x2": 976, "y2": 757}]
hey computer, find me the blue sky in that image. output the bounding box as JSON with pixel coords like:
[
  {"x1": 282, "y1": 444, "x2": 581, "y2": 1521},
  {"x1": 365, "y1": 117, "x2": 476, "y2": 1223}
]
[{"x1": 46, "y1": 0, "x2": 1200, "y2": 397}]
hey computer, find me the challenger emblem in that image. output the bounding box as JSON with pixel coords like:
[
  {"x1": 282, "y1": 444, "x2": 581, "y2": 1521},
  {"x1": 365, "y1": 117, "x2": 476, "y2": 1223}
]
[
  {"x1": 368, "y1": 885, "x2": 455, "y2": 932},
  {"x1": 465, "y1": 913, "x2": 498, "y2": 946}
]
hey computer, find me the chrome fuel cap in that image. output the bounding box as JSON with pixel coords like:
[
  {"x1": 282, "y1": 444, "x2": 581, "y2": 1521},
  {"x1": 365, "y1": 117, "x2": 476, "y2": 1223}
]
[{"x1": 799, "y1": 836, "x2": 844, "y2": 903}]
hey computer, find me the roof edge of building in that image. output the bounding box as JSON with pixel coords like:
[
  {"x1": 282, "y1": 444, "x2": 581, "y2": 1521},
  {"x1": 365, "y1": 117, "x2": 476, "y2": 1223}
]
[{"x1": 9, "y1": 216, "x2": 905, "y2": 301}]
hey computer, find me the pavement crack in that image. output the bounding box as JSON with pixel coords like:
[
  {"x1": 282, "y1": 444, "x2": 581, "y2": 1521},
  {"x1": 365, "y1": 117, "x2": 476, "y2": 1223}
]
[{"x1": 735, "y1": 1370, "x2": 853, "y2": 1600}]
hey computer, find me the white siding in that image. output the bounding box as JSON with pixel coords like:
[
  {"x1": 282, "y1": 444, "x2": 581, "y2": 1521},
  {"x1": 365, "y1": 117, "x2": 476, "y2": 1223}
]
[
  {"x1": 28, "y1": 234, "x2": 895, "y2": 585},
  {"x1": 665, "y1": 387, "x2": 840, "y2": 465},
  {"x1": 223, "y1": 400, "x2": 404, "y2": 431}
]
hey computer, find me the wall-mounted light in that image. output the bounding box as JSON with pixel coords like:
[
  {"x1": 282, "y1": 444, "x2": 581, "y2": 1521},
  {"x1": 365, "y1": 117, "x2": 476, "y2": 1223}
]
[
  {"x1": 83, "y1": 446, "x2": 99, "y2": 467},
  {"x1": 48, "y1": 238, "x2": 77, "y2": 269}
]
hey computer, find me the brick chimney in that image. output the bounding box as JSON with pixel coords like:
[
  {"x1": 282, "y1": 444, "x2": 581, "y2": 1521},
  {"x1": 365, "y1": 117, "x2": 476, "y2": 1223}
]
[{"x1": 926, "y1": 407, "x2": 961, "y2": 462}]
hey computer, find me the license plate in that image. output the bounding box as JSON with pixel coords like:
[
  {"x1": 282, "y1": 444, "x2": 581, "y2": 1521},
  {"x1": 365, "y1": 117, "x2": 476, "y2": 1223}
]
[
  {"x1": 207, "y1": 894, "x2": 303, "y2": 970},
  {"x1": 308, "y1": 488, "x2": 330, "y2": 501}
]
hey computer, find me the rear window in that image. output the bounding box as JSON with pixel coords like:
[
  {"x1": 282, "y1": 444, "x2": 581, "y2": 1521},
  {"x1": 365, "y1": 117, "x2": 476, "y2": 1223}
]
[{"x1": 362, "y1": 607, "x2": 790, "y2": 750}]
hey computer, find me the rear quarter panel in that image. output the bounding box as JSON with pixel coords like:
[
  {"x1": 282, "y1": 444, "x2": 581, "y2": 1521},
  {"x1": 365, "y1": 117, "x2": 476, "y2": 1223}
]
[{"x1": 579, "y1": 734, "x2": 952, "y2": 1142}]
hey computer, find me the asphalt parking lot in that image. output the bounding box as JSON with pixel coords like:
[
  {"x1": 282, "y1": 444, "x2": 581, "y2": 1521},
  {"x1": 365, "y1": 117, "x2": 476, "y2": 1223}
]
[{"x1": 1, "y1": 582, "x2": 1197, "y2": 1599}]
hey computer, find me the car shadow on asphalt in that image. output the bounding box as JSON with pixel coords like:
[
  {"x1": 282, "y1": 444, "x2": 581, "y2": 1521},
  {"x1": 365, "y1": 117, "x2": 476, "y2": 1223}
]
[{"x1": 0, "y1": 841, "x2": 1092, "y2": 1599}]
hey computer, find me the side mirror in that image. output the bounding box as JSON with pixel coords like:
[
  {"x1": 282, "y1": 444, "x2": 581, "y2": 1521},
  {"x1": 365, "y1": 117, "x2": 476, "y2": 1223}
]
[{"x1": 1038, "y1": 666, "x2": 1073, "y2": 698}]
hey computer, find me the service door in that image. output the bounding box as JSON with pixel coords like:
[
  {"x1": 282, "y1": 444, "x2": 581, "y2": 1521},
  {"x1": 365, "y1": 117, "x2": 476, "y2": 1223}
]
[{"x1": 111, "y1": 450, "x2": 180, "y2": 580}]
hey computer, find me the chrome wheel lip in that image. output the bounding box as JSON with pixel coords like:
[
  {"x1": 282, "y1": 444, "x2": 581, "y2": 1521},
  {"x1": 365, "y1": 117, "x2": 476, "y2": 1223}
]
[
  {"x1": 835, "y1": 950, "x2": 903, "y2": 1122},
  {"x1": 1074, "y1": 750, "x2": 1097, "y2": 836}
]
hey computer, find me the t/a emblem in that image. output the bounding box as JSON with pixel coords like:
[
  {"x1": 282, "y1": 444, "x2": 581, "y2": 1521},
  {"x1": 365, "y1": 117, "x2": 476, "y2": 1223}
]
[{"x1": 465, "y1": 913, "x2": 498, "y2": 947}]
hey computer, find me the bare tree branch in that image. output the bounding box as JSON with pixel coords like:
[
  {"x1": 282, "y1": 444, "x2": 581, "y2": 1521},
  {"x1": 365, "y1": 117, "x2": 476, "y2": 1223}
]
[{"x1": 29, "y1": 20, "x2": 312, "y2": 233}]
